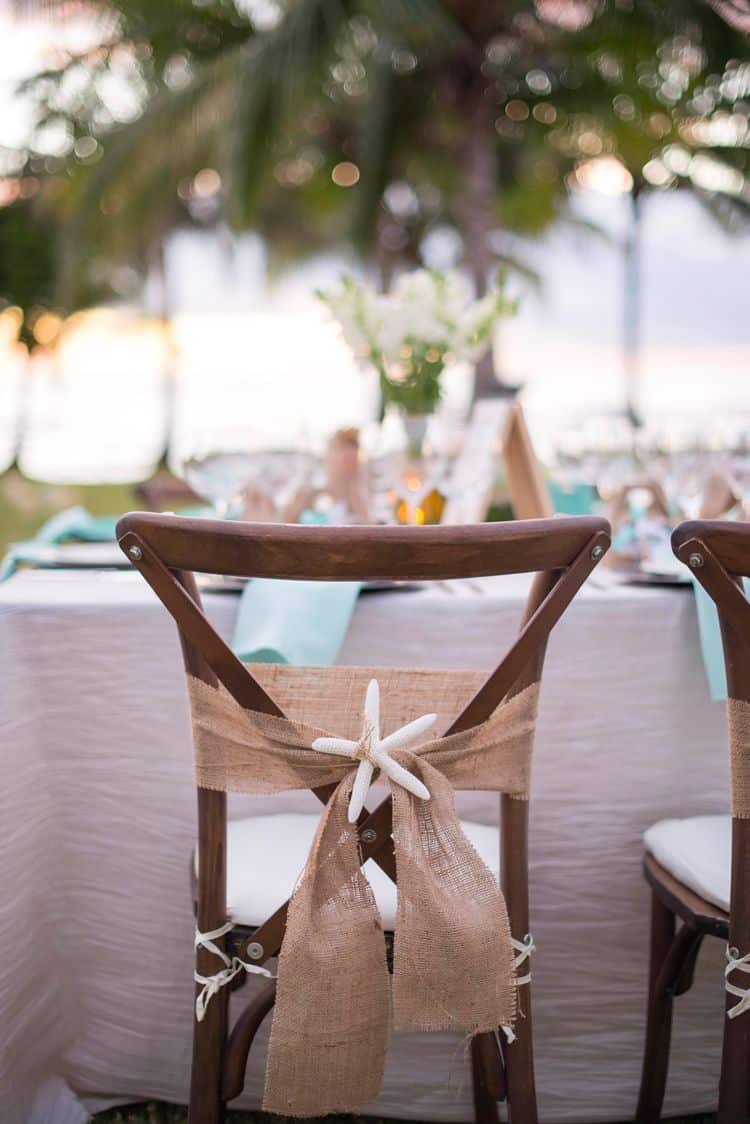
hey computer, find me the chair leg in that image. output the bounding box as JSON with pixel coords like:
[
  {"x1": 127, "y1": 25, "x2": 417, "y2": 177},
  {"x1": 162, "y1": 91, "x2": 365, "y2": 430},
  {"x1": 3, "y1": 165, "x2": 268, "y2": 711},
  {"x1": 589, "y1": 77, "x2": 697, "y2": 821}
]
[
  {"x1": 471, "y1": 1035, "x2": 500, "y2": 1124},
  {"x1": 503, "y1": 1004, "x2": 539, "y2": 1124},
  {"x1": 635, "y1": 891, "x2": 676, "y2": 1124},
  {"x1": 717, "y1": 996, "x2": 750, "y2": 1123},
  {"x1": 188, "y1": 984, "x2": 227, "y2": 1124}
]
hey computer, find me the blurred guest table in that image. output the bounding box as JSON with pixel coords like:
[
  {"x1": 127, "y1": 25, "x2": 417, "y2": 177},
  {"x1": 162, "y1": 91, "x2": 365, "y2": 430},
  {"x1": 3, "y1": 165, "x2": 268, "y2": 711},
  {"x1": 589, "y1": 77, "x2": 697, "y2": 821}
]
[{"x1": 0, "y1": 568, "x2": 728, "y2": 1124}]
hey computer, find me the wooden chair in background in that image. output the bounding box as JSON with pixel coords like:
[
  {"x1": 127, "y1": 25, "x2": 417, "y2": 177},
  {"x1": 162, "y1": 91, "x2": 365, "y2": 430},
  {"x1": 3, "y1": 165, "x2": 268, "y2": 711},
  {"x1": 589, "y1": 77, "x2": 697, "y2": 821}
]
[
  {"x1": 134, "y1": 473, "x2": 201, "y2": 512},
  {"x1": 636, "y1": 519, "x2": 750, "y2": 1123},
  {"x1": 117, "y1": 512, "x2": 610, "y2": 1124}
]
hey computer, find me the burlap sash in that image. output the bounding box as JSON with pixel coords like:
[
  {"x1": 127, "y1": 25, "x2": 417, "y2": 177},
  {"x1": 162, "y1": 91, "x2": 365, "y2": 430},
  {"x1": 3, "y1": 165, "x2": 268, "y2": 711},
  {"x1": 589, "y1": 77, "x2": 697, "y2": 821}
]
[
  {"x1": 728, "y1": 697, "x2": 750, "y2": 819},
  {"x1": 187, "y1": 666, "x2": 539, "y2": 1116}
]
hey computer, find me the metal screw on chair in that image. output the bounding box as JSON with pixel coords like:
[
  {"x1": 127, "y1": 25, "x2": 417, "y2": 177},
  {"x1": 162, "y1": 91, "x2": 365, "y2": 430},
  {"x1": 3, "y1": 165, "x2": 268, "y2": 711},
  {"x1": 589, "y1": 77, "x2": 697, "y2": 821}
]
[
  {"x1": 361, "y1": 828, "x2": 377, "y2": 845},
  {"x1": 128, "y1": 545, "x2": 143, "y2": 561},
  {"x1": 688, "y1": 552, "x2": 704, "y2": 569},
  {"x1": 590, "y1": 544, "x2": 604, "y2": 561},
  {"x1": 246, "y1": 941, "x2": 264, "y2": 960}
]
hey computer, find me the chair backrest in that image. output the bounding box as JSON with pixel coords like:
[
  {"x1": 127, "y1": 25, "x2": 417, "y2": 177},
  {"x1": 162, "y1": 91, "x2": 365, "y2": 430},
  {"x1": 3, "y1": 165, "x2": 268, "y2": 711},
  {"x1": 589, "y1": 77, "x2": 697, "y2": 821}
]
[
  {"x1": 673, "y1": 520, "x2": 750, "y2": 952},
  {"x1": 117, "y1": 511, "x2": 609, "y2": 989}
]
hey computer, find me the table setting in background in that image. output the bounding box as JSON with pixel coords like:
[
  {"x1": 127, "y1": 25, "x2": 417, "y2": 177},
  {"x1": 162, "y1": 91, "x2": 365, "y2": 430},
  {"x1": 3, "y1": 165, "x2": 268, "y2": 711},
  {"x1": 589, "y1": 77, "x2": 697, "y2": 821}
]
[
  {"x1": 4, "y1": 437, "x2": 750, "y2": 704},
  {"x1": 548, "y1": 434, "x2": 750, "y2": 702},
  {"x1": 551, "y1": 422, "x2": 750, "y2": 576},
  {"x1": 5, "y1": 407, "x2": 750, "y2": 701}
]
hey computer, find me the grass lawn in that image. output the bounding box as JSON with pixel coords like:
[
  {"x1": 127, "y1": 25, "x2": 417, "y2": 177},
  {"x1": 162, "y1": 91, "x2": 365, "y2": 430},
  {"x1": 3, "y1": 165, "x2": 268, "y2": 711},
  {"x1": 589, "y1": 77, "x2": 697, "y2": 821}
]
[
  {"x1": 0, "y1": 468, "x2": 138, "y2": 555},
  {"x1": 91, "y1": 1107, "x2": 717, "y2": 1124}
]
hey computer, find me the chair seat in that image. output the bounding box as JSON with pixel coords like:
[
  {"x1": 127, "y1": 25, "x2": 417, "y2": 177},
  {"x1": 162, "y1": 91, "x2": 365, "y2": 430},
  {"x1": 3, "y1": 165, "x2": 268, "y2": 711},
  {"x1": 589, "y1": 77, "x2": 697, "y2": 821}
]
[
  {"x1": 644, "y1": 814, "x2": 731, "y2": 913},
  {"x1": 199, "y1": 812, "x2": 500, "y2": 931}
]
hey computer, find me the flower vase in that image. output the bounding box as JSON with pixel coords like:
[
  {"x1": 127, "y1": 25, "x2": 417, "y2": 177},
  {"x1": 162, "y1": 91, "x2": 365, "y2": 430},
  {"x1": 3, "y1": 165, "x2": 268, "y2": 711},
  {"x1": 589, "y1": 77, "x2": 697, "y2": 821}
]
[{"x1": 401, "y1": 410, "x2": 430, "y2": 461}]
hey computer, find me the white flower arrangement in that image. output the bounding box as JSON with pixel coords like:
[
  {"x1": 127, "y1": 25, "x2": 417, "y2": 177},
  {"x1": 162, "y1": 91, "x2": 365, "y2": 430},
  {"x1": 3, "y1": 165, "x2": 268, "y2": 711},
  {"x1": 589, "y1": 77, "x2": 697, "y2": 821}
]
[{"x1": 320, "y1": 269, "x2": 515, "y2": 415}]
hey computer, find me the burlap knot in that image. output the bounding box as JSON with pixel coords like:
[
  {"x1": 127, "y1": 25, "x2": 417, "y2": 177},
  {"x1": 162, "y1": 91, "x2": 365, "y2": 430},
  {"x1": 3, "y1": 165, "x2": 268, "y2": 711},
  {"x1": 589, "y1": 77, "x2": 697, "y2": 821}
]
[{"x1": 187, "y1": 666, "x2": 539, "y2": 1117}]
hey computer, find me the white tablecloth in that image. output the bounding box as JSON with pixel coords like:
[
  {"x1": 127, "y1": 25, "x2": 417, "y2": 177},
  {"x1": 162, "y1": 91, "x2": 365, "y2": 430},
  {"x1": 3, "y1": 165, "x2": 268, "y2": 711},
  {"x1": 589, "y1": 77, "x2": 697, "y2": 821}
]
[{"x1": 0, "y1": 569, "x2": 728, "y2": 1124}]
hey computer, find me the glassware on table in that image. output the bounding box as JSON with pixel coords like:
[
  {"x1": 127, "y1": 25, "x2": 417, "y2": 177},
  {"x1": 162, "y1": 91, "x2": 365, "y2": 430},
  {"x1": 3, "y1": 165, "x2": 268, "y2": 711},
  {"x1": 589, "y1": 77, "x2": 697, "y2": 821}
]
[
  {"x1": 594, "y1": 452, "x2": 638, "y2": 507},
  {"x1": 729, "y1": 455, "x2": 750, "y2": 518},
  {"x1": 182, "y1": 451, "x2": 257, "y2": 518},
  {"x1": 241, "y1": 449, "x2": 323, "y2": 523},
  {"x1": 666, "y1": 451, "x2": 714, "y2": 520},
  {"x1": 363, "y1": 450, "x2": 400, "y2": 524}
]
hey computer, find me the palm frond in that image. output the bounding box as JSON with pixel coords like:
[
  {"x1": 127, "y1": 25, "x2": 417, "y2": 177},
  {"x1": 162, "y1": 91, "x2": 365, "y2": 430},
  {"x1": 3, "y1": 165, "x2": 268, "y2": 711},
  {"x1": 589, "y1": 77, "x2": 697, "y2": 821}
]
[
  {"x1": 693, "y1": 185, "x2": 750, "y2": 234},
  {"x1": 556, "y1": 210, "x2": 612, "y2": 244},
  {"x1": 350, "y1": 53, "x2": 398, "y2": 249},
  {"x1": 52, "y1": 0, "x2": 464, "y2": 298},
  {"x1": 56, "y1": 45, "x2": 240, "y2": 301}
]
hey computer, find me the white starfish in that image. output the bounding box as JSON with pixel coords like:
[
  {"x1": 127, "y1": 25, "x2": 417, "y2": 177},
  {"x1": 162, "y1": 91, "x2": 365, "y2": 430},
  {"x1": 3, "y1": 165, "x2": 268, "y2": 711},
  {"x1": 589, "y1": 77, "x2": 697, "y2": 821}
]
[{"x1": 312, "y1": 678, "x2": 436, "y2": 823}]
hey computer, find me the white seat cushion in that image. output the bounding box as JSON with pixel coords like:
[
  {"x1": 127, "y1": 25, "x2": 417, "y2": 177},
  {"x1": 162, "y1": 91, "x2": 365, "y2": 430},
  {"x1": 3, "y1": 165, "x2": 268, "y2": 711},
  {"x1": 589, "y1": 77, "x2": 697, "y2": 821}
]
[
  {"x1": 644, "y1": 814, "x2": 731, "y2": 912},
  {"x1": 202, "y1": 812, "x2": 500, "y2": 931}
]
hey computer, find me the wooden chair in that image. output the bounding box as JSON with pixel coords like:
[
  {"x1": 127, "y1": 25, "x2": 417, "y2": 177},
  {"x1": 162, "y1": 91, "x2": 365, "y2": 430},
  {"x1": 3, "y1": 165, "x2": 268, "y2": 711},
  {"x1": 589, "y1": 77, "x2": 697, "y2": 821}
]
[
  {"x1": 116, "y1": 512, "x2": 610, "y2": 1124},
  {"x1": 134, "y1": 472, "x2": 201, "y2": 512},
  {"x1": 636, "y1": 519, "x2": 750, "y2": 1123}
]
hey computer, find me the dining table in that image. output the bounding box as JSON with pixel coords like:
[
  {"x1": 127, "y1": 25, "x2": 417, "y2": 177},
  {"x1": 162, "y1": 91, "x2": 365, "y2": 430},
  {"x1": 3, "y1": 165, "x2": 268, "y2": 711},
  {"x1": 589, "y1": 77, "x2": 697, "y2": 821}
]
[{"x1": 0, "y1": 565, "x2": 729, "y2": 1124}]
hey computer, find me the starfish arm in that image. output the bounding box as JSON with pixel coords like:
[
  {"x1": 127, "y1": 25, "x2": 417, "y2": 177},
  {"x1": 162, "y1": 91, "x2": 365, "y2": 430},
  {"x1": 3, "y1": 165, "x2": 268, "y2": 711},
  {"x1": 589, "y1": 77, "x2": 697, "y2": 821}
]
[
  {"x1": 311, "y1": 737, "x2": 358, "y2": 757},
  {"x1": 378, "y1": 712, "x2": 437, "y2": 754},
  {"x1": 365, "y1": 678, "x2": 380, "y2": 741},
  {"x1": 348, "y1": 759, "x2": 375, "y2": 823},
  {"x1": 376, "y1": 752, "x2": 431, "y2": 801}
]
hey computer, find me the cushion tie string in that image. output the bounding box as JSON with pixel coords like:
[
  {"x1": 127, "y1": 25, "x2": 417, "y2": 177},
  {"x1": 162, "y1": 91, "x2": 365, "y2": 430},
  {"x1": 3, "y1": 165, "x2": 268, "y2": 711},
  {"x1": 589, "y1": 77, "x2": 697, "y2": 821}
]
[
  {"x1": 194, "y1": 921, "x2": 274, "y2": 1023},
  {"x1": 501, "y1": 933, "x2": 535, "y2": 1043},
  {"x1": 725, "y1": 945, "x2": 750, "y2": 1020}
]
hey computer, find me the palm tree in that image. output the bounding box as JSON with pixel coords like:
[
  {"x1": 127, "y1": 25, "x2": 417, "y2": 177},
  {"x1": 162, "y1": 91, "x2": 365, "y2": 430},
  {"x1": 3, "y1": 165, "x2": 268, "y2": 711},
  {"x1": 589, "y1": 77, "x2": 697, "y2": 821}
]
[
  {"x1": 11, "y1": 0, "x2": 750, "y2": 408},
  {"x1": 0, "y1": 179, "x2": 124, "y2": 473},
  {"x1": 557, "y1": 2, "x2": 750, "y2": 423},
  {"x1": 11, "y1": 1, "x2": 605, "y2": 402},
  {"x1": 0, "y1": 194, "x2": 59, "y2": 473}
]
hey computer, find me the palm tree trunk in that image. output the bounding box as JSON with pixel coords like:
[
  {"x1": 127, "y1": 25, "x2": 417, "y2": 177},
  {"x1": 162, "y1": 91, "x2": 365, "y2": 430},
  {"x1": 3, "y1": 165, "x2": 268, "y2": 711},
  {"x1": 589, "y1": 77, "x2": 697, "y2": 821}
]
[
  {"x1": 623, "y1": 182, "x2": 643, "y2": 429},
  {"x1": 6, "y1": 345, "x2": 33, "y2": 476},
  {"x1": 456, "y1": 63, "x2": 512, "y2": 401},
  {"x1": 150, "y1": 239, "x2": 179, "y2": 472}
]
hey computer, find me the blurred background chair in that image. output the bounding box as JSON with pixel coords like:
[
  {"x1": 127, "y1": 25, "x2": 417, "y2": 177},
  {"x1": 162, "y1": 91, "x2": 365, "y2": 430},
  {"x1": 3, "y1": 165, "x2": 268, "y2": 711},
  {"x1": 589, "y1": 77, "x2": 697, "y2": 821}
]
[{"x1": 134, "y1": 472, "x2": 201, "y2": 512}]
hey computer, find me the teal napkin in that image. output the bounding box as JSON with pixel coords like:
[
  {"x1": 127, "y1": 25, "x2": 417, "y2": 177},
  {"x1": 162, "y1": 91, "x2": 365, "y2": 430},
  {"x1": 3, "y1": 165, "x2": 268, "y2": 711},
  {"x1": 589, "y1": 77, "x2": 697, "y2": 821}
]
[
  {"x1": 32, "y1": 505, "x2": 119, "y2": 544},
  {"x1": 0, "y1": 506, "x2": 119, "y2": 582},
  {"x1": 232, "y1": 577, "x2": 361, "y2": 665},
  {"x1": 693, "y1": 574, "x2": 750, "y2": 701},
  {"x1": 549, "y1": 480, "x2": 598, "y2": 517},
  {"x1": 0, "y1": 503, "x2": 218, "y2": 583}
]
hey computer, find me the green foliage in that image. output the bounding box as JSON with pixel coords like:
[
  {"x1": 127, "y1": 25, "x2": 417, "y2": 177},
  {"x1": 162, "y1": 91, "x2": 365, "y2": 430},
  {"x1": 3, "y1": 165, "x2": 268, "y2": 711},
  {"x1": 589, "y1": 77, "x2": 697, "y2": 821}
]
[
  {"x1": 0, "y1": 470, "x2": 136, "y2": 555},
  {"x1": 0, "y1": 198, "x2": 57, "y2": 347},
  {"x1": 6, "y1": 0, "x2": 750, "y2": 307},
  {"x1": 379, "y1": 342, "x2": 444, "y2": 413}
]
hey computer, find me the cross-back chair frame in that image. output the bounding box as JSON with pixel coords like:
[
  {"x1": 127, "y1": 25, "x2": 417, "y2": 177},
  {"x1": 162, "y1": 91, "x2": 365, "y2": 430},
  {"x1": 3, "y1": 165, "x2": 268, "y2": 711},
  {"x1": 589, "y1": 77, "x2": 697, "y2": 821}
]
[
  {"x1": 636, "y1": 519, "x2": 750, "y2": 1124},
  {"x1": 117, "y1": 512, "x2": 610, "y2": 1124}
]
